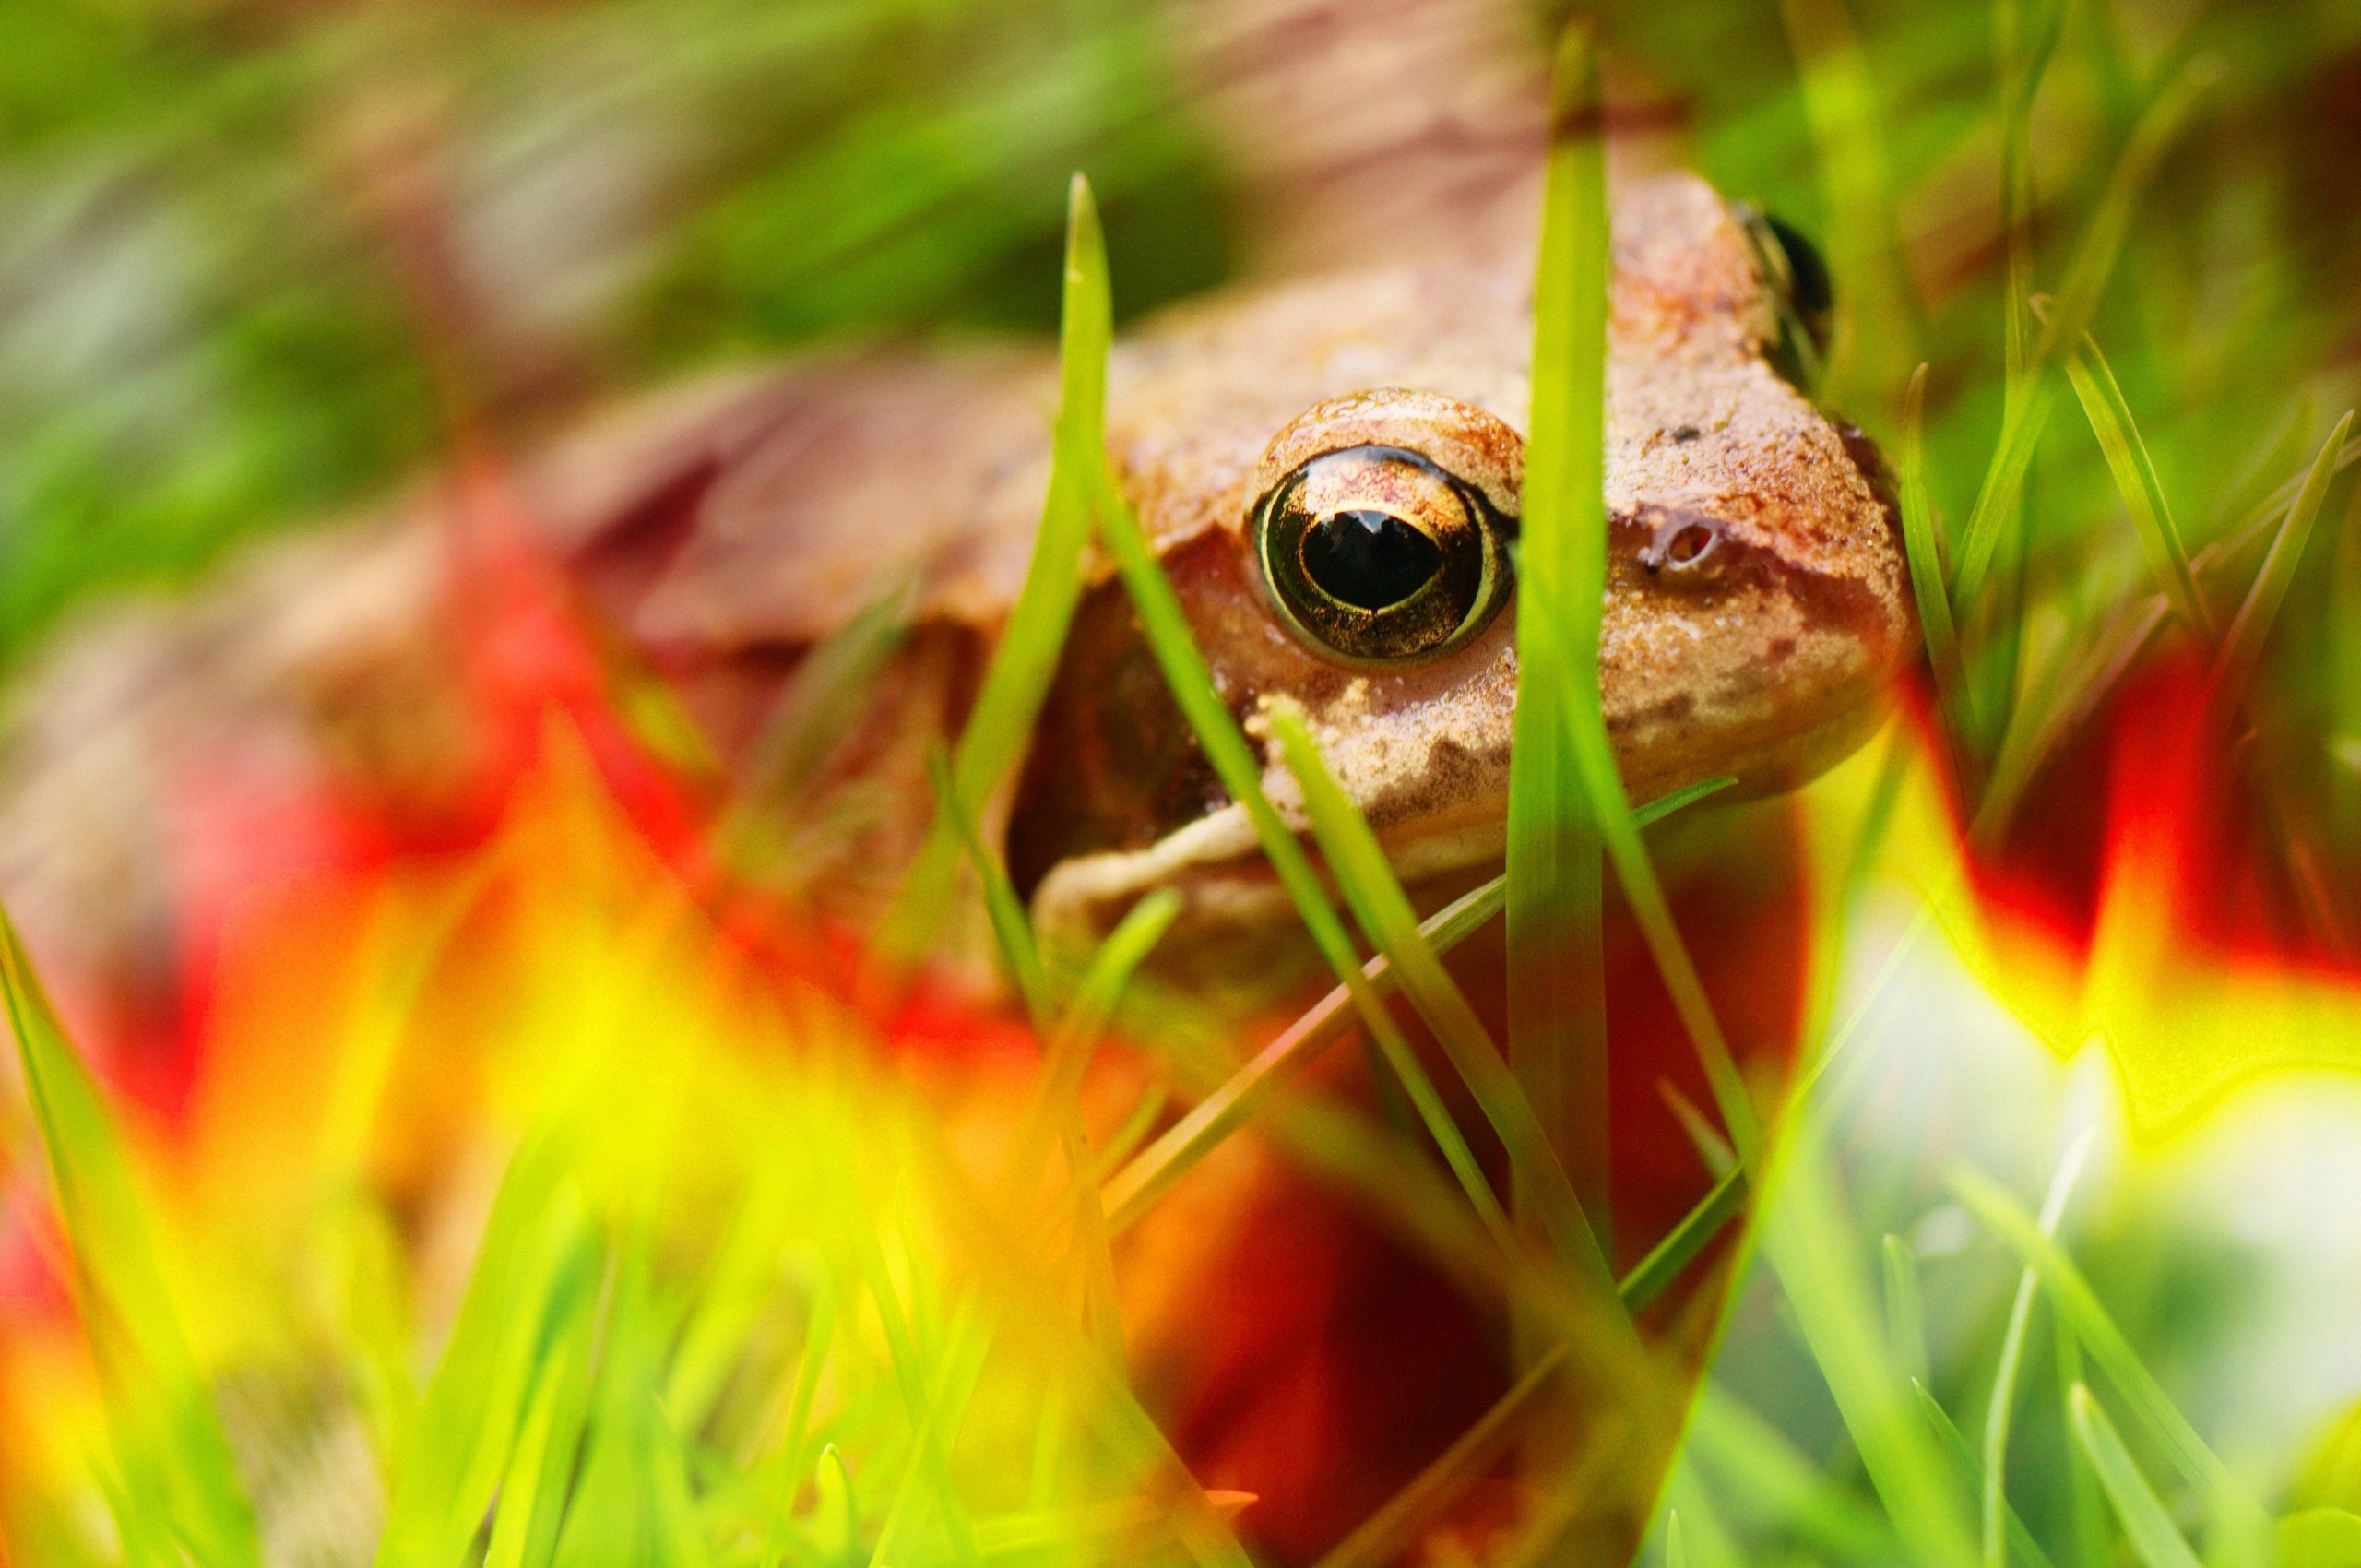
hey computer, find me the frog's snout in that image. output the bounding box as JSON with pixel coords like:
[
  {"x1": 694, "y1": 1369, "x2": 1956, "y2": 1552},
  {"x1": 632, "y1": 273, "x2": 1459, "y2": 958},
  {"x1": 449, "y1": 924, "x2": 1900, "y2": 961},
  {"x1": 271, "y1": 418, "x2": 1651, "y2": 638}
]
[{"x1": 1633, "y1": 505, "x2": 1728, "y2": 580}]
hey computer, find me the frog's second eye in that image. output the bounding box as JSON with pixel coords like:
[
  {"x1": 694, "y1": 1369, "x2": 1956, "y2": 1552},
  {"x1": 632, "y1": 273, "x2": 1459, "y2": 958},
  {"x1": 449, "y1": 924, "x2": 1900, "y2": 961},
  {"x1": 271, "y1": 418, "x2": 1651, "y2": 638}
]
[
  {"x1": 1252, "y1": 445, "x2": 1513, "y2": 663},
  {"x1": 1737, "y1": 203, "x2": 1833, "y2": 390}
]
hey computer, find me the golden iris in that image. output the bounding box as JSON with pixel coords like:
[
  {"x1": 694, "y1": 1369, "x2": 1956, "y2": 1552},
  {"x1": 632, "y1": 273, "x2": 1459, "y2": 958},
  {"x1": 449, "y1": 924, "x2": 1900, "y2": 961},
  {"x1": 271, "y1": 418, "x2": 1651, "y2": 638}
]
[{"x1": 1251, "y1": 445, "x2": 1513, "y2": 663}]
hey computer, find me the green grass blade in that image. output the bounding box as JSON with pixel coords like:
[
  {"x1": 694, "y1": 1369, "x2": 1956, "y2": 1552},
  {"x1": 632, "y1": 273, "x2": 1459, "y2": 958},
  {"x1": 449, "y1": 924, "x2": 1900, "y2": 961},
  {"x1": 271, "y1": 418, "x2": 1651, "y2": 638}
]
[
  {"x1": 1054, "y1": 890, "x2": 1182, "y2": 1060},
  {"x1": 1508, "y1": 21, "x2": 1614, "y2": 1232},
  {"x1": 927, "y1": 742, "x2": 1049, "y2": 1031},
  {"x1": 759, "y1": 1281, "x2": 840, "y2": 1568},
  {"x1": 1275, "y1": 707, "x2": 1619, "y2": 1301},
  {"x1": 1003, "y1": 887, "x2": 1180, "y2": 1202},
  {"x1": 1953, "y1": 59, "x2": 2215, "y2": 606},
  {"x1": 1667, "y1": 1509, "x2": 1691, "y2": 1568},
  {"x1": 1521, "y1": 28, "x2": 1757, "y2": 1170},
  {"x1": 1777, "y1": 0, "x2": 1919, "y2": 404},
  {"x1": 1555, "y1": 638, "x2": 1760, "y2": 1165},
  {"x1": 1619, "y1": 1168, "x2": 1747, "y2": 1313},
  {"x1": 1883, "y1": 1234, "x2": 1929, "y2": 1388},
  {"x1": 2280, "y1": 1510, "x2": 2361, "y2": 1568},
  {"x1": 1690, "y1": 1382, "x2": 1902, "y2": 1562},
  {"x1": 1099, "y1": 776, "x2": 1729, "y2": 1233},
  {"x1": 2055, "y1": 1316, "x2": 2109, "y2": 1568},
  {"x1": 1311, "y1": 1347, "x2": 1572, "y2": 1568},
  {"x1": 2070, "y1": 1384, "x2": 2205, "y2": 1568},
  {"x1": 1763, "y1": 1114, "x2": 1977, "y2": 1568},
  {"x1": 1659, "y1": 1077, "x2": 1738, "y2": 1180},
  {"x1": 1901, "y1": 364, "x2": 1978, "y2": 775},
  {"x1": 2205, "y1": 411, "x2": 2355, "y2": 724},
  {"x1": 740, "y1": 574, "x2": 917, "y2": 807},
  {"x1": 1069, "y1": 189, "x2": 1513, "y2": 1254},
  {"x1": 1994, "y1": 0, "x2": 2066, "y2": 411},
  {"x1": 0, "y1": 908, "x2": 262, "y2": 1568},
  {"x1": 875, "y1": 172, "x2": 1108, "y2": 962},
  {"x1": 2062, "y1": 335, "x2": 2213, "y2": 640},
  {"x1": 1951, "y1": 376, "x2": 2058, "y2": 624},
  {"x1": 1092, "y1": 1080, "x2": 1168, "y2": 1178},
  {"x1": 483, "y1": 1352, "x2": 567, "y2": 1568},
  {"x1": 868, "y1": 1304, "x2": 993, "y2": 1568},
  {"x1": 1949, "y1": 1164, "x2": 2267, "y2": 1538},
  {"x1": 1982, "y1": 1132, "x2": 2096, "y2": 1568},
  {"x1": 376, "y1": 1146, "x2": 591, "y2": 1568},
  {"x1": 1911, "y1": 1381, "x2": 2058, "y2": 1568},
  {"x1": 2031, "y1": 60, "x2": 2216, "y2": 374},
  {"x1": 1634, "y1": 776, "x2": 1743, "y2": 827}
]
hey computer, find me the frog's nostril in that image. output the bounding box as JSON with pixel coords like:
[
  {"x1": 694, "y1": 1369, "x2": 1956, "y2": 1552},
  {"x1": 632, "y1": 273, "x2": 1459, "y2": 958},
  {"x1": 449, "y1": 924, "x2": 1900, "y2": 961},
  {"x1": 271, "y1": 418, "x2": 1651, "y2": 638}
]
[{"x1": 1637, "y1": 508, "x2": 1726, "y2": 575}]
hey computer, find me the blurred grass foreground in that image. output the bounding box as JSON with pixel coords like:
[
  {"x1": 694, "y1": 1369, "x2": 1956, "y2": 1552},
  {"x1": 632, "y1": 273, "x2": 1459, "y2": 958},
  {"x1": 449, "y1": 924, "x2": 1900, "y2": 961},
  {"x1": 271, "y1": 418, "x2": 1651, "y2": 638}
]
[{"x1": 4, "y1": 1, "x2": 2361, "y2": 1566}]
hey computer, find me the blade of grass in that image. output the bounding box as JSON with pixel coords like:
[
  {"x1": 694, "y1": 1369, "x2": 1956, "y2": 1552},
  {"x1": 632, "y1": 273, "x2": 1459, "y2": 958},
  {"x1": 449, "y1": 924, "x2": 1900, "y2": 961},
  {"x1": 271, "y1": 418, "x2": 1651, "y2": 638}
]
[
  {"x1": 1070, "y1": 193, "x2": 1513, "y2": 1257},
  {"x1": 482, "y1": 1348, "x2": 567, "y2": 1568},
  {"x1": 2061, "y1": 332, "x2": 2213, "y2": 640},
  {"x1": 874, "y1": 172, "x2": 1108, "y2": 964},
  {"x1": 1948, "y1": 1164, "x2": 2266, "y2": 1538},
  {"x1": 1509, "y1": 21, "x2": 1614, "y2": 1234},
  {"x1": 758, "y1": 1277, "x2": 839, "y2": 1568},
  {"x1": 0, "y1": 908, "x2": 262, "y2": 1568},
  {"x1": 911, "y1": 1109, "x2": 1257, "y2": 1568},
  {"x1": 1017, "y1": 889, "x2": 1181, "y2": 1171},
  {"x1": 1972, "y1": 593, "x2": 2170, "y2": 846},
  {"x1": 1659, "y1": 1078, "x2": 1738, "y2": 1180},
  {"x1": 740, "y1": 574, "x2": 917, "y2": 806},
  {"x1": 1099, "y1": 777, "x2": 1730, "y2": 1233},
  {"x1": 867, "y1": 1303, "x2": 993, "y2": 1568},
  {"x1": 1690, "y1": 1382, "x2": 1902, "y2": 1562},
  {"x1": 1522, "y1": 29, "x2": 1758, "y2": 1170},
  {"x1": 2070, "y1": 1384, "x2": 2204, "y2": 1568},
  {"x1": 927, "y1": 742, "x2": 1049, "y2": 1031},
  {"x1": 1994, "y1": 0, "x2": 2067, "y2": 413},
  {"x1": 378, "y1": 1147, "x2": 596, "y2": 1568},
  {"x1": 1902, "y1": 364, "x2": 1979, "y2": 783},
  {"x1": 1953, "y1": 58, "x2": 2215, "y2": 606},
  {"x1": 1553, "y1": 630, "x2": 1760, "y2": 1165},
  {"x1": 1310, "y1": 1347, "x2": 1572, "y2": 1568},
  {"x1": 970, "y1": 1492, "x2": 1256, "y2": 1559},
  {"x1": 1091, "y1": 1080, "x2": 1167, "y2": 1178},
  {"x1": 1619, "y1": 1167, "x2": 1747, "y2": 1313},
  {"x1": 1763, "y1": 1112, "x2": 1977, "y2": 1568},
  {"x1": 1666, "y1": 1467, "x2": 1748, "y2": 1568},
  {"x1": 1982, "y1": 1130, "x2": 2097, "y2": 1568},
  {"x1": 2279, "y1": 1511, "x2": 2361, "y2": 1568},
  {"x1": 2203, "y1": 411, "x2": 2355, "y2": 726},
  {"x1": 1883, "y1": 1234, "x2": 1929, "y2": 1388},
  {"x1": 1912, "y1": 1382, "x2": 2058, "y2": 1568},
  {"x1": 1777, "y1": 0, "x2": 1918, "y2": 403},
  {"x1": 1275, "y1": 707, "x2": 1619, "y2": 1300},
  {"x1": 2055, "y1": 1314, "x2": 2109, "y2": 1568}
]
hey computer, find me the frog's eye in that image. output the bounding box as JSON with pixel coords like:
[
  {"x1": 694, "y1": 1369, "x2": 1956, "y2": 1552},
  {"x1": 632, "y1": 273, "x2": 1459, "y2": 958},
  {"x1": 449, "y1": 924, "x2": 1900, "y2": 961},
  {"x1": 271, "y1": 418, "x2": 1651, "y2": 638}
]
[
  {"x1": 1252, "y1": 444, "x2": 1514, "y2": 663},
  {"x1": 1736, "y1": 204, "x2": 1833, "y2": 390}
]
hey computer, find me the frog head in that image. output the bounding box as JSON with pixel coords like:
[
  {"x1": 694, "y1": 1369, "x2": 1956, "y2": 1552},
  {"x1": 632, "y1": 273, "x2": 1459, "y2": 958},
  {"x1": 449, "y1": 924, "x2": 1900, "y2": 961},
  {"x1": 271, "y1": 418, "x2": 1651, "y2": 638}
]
[{"x1": 1008, "y1": 173, "x2": 1913, "y2": 955}]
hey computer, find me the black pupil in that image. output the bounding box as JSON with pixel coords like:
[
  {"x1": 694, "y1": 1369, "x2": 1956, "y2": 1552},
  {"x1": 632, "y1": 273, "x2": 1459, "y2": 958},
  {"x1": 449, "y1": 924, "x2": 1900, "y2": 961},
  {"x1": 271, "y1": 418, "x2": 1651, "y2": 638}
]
[{"x1": 1299, "y1": 509, "x2": 1442, "y2": 611}]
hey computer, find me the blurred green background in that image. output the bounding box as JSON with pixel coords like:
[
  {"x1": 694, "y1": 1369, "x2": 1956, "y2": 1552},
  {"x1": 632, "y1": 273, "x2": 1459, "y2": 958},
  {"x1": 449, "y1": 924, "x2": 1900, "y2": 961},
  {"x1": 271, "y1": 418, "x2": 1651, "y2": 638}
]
[{"x1": 1, "y1": 0, "x2": 2355, "y2": 684}]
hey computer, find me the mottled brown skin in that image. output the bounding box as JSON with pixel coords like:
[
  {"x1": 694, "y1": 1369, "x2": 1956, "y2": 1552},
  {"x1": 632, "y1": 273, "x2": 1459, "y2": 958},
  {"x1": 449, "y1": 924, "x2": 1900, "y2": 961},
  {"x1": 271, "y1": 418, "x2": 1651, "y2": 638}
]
[
  {"x1": 0, "y1": 173, "x2": 1910, "y2": 986},
  {"x1": 984, "y1": 172, "x2": 1913, "y2": 948}
]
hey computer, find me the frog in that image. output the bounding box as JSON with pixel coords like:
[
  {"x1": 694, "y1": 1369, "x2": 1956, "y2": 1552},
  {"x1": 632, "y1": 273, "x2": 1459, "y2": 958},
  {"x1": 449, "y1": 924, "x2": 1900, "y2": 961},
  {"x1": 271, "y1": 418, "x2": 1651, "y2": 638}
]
[
  {"x1": 0, "y1": 160, "x2": 1912, "y2": 1568},
  {"x1": 0, "y1": 170, "x2": 1909, "y2": 1011},
  {"x1": 570, "y1": 169, "x2": 1911, "y2": 969}
]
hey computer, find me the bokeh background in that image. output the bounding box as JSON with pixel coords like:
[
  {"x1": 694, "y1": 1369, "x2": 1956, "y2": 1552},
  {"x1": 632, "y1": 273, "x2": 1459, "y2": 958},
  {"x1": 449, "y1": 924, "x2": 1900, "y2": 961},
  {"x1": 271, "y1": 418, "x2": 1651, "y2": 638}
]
[{"x1": 5, "y1": 2, "x2": 2361, "y2": 1565}]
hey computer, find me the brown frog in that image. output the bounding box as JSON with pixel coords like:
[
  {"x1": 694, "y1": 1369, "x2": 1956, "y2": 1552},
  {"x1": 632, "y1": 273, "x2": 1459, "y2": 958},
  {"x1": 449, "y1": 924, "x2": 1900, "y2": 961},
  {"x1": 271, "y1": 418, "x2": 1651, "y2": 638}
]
[
  {"x1": 579, "y1": 170, "x2": 1911, "y2": 963},
  {"x1": 0, "y1": 172, "x2": 1910, "y2": 999}
]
